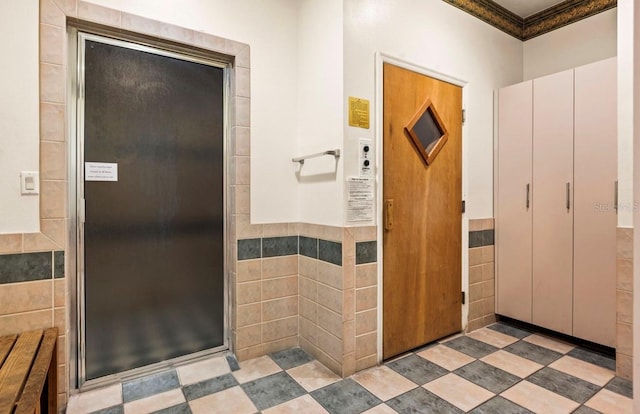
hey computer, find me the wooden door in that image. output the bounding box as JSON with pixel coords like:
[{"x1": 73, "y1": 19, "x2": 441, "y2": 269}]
[
  {"x1": 383, "y1": 63, "x2": 462, "y2": 359},
  {"x1": 573, "y1": 58, "x2": 617, "y2": 346},
  {"x1": 496, "y1": 81, "x2": 533, "y2": 323},
  {"x1": 532, "y1": 70, "x2": 574, "y2": 335}
]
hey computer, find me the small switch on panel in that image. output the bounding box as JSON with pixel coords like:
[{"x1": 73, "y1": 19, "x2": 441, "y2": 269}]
[
  {"x1": 25, "y1": 176, "x2": 35, "y2": 190},
  {"x1": 359, "y1": 139, "x2": 373, "y2": 177},
  {"x1": 20, "y1": 171, "x2": 39, "y2": 195}
]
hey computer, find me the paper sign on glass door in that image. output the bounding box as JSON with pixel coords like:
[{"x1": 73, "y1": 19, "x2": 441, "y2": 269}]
[{"x1": 85, "y1": 162, "x2": 118, "y2": 182}]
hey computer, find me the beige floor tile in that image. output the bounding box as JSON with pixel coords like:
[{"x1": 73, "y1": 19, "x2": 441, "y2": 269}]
[
  {"x1": 523, "y1": 334, "x2": 575, "y2": 354},
  {"x1": 417, "y1": 345, "x2": 475, "y2": 371},
  {"x1": 123, "y1": 389, "x2": 185, "y2": 414},
  {"x1": 189, "y1": 386, "x2": 257, "y2": 414},
  {"x1": 286, "y1": 360, "x2": 341, "y2": 392},
  {"x1": 467, "y1": 327, "x2": 519, "y2": 348},
  {"x1": 481, "y1": 350, "x2": 543, "y2": 378},
  {"x1": 66, "y1": 384, "x2": 122, "y2": 414},
  {"x1": 177, "y1": 355, "x2": 231, "y2": 385},
  {"x1": 501, "y1": 381, "x2": 579, "y2": 414},
  {"x1": 549, "y1": 356, "x2": 615, "y2": 387},
  {"x1": 233, "y1": 355, "x2": 282, "y2": 384},
  {"x1": 362, "y1": 403, "x2": 397, "y2": 413},
  {"x1": 262, "y1": 394, "x2": 329, "y2": 414},
  {"x1": 585, "y1": 388, "x2": 633, "y2": 414},
  {"x1": 353, "y1": 366, "x2": 417, "y2": 401},
  {"x1": 423, "y1": 373, "x2": 494, "y2": 412}
]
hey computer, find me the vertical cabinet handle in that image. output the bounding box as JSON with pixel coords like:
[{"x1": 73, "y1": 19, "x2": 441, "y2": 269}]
[
  {"x1": 384, "y1": 199, "x2": 394, "y2": 231},
  {"x1": 526, "y1": 183, "x2": 530, "y2": 209},
  {"x1": 615, "y1": 180, "x2": 619, "y2": 214},
  {"x1": 566, "y1": 182, "x2": 571, "y2": 210}
]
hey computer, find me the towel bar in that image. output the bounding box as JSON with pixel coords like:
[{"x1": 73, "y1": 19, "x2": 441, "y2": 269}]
[{"x1": 292, "y1": 149, "x2": 340, "y2": 165}]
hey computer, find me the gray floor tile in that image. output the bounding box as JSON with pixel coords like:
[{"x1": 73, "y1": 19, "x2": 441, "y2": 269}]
[
  {"x1": 454, "y1": 360, "x2": 521, "y2": 394},
  {"x1": 85, "y1": 338, "x2": 622, "y2": 414},
  {"x1": 604, "y1": 376, "x2": 633, "y2": 398},
  {"x1": 90, "y1": 405, "x2": 124, "y2": 414},
  {"x1": 386, "y1": 354, "x2": 449, "y2": 385},
  {"x1": 241, "y1": 371, "x2": 307, "y2": 411},
  {"x1": 311, "y1": 379, "x2": 382, "y2": 414},
  {"x1": 572, "y1": 406, "x2": 602, "y2": 414},
  {"x1": 226, "y1": 354, "x2": 240, "y2": 371},
  {"x1": 567, "y1": 347, "x2": 616, "y2": 371},
  {"x1": 468, "y1": 396, "x2": 533, "y2": 414},
  {"x1": 526, "y1": 367, "x2": 600, "y2": 404},
  {"x1": 386, "y1": 387, "x2": 464, "y2": 414},
  {"x1": 504, "y1": 340, "x2": 562, "y2": 365},
  {"x1": 152, "y1": 403, "x2": 192, "y2": 414},
  {"x1": 486, "y1": 322, "x2": 532, "y2": 339},
  {"x1": 443, "y1": 336, "x2": 499, "y2": 359},
  {"x1": 183, "y1": 373, "x2": 238, "y2": 401},
  {"x1": 270, "y1": 347, "x2": 313, "y2": 370},
  {"x1": 123, "y1": 369, "x2": 181, "y2": 403}
]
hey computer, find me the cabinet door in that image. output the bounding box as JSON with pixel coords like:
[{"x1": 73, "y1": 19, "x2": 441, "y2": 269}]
[
  {"x1": 496, "y1": 81, "x2": 533, "y2": 322},
  {"x1": 532, "y1": 70, "x2": 574, "y2": 335},
  {"x1": 573, "y1": 58, "x2": 617, "y2": 347}
]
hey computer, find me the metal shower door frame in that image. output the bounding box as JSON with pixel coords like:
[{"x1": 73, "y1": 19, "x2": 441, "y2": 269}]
[{"x1": 68, "y1": 29, "x2": 232, "y2": 390}]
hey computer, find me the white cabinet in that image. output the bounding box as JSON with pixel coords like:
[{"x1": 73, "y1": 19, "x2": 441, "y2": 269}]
[
  {"x1": 573, "y1": 59, "x2": 617, "y2": 346},
  {"x1": 496, "y1": 81, "x2": 532, "y2": 323},
  {"x1": 532, "y1": 69, "x2": 575, "y2": 336},
  {"x1": 496, "y1": 58, "x2": 616, "y2": 347}
]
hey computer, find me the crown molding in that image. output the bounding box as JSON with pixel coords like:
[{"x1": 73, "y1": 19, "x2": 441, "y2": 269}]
[
  {"x1": 442, "y1": 0, "x2": 616, "y2": 41},
  {"x1": 441, "y1": 0, "x2": 523, "y2": 39},
  {"x1": 523, "y1": 0, "x2": 616, "y2": 40}
]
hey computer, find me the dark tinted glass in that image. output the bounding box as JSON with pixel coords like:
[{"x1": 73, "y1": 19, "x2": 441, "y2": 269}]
[
  {"x1": 83, "y1": 40, "x2": 225, "y2": 380},
  {"x1": 413, "y1": 107, "x2": 443, "y2": 154}
]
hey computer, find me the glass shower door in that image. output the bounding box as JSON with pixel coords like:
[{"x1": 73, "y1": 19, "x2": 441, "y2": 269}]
[{"x1": 80, "y1": 35, "x2": 226, "y2": 381}]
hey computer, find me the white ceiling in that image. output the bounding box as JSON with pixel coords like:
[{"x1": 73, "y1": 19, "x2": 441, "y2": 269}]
[{"x1": 492, "y1": 0, "x2": 567, "y2": 18}]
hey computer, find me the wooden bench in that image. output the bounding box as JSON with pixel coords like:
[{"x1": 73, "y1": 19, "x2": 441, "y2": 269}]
[{"x1": 0, "y1": 328, "x2": 58, "y2": 414}]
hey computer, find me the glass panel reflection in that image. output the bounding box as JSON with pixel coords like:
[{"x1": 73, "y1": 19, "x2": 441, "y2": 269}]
[
  {"x1": 404, "y1": 99, "x2": 449, "y2": 166},
  {"x1": 83, "y1": 39, "x2": 225, "y2": 380},
  {"x1": 413, "y1": 107, "x2": 443, "y2": 154}
]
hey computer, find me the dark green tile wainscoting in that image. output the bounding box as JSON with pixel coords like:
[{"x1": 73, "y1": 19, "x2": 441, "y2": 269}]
[{"x1": 0, "y1": 250, "x2": 64, "y2": 284}]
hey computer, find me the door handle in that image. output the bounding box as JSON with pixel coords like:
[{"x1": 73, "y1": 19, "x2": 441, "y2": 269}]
[
  {"x1": 384, "y1": 199, "x2": 394, "y2": 231},
  {"x1": 566, "y1": 182, "x2": 571, "y2": 210},
  {"x1": 526, "y1": 183, "x2": 530, "y2": 209}
]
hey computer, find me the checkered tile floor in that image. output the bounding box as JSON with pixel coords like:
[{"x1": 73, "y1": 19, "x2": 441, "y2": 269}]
[{"x1": 66, "y1": 321, "x2": 632, "y2": 414}]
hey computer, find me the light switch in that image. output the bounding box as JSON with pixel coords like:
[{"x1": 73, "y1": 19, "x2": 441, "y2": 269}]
[
  {"x1": 25, "y1": 176, "x2": 35, "y2": 190},
  {"x1": 21, "y1": 171, "x2": 39, "y2": 195}
]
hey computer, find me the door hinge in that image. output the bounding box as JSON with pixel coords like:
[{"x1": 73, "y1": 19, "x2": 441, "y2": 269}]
[
  {"x1": 462, "y1": 109, "x2": 466, "y2": 124},
  {"x1": 461, "y1": 291, "x2": 466, "y2": 305},
  {"x1": 461, "y1": 200, "x2": 466, "y2": 213}
]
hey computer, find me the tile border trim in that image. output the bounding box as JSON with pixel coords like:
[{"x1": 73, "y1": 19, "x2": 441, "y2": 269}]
[
  {"x1": 237, "y1": 236, "x2": 378, "y2": 266},
  {"x1": 469, "y1": 230, "x2": 495, "y2": 248},
  {"x1": 355, "y1": 241, "x2": 377, "y2": 265},
  {"x1": 237, "y1": 236, "x2": 345, "y2": 266},
  {"x1": 0, "y1": 250, "x2": 65, "y2": 285}
]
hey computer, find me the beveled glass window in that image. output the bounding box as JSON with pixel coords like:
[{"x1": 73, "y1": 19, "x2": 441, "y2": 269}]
[{"x1": 404, "y1": 98, "x2": 448, "y2": 165}]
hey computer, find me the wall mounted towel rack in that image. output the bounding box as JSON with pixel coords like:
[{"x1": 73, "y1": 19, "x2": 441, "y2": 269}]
[{"x1": 292, "y1": 149, "x2": 340, "y2": 165}]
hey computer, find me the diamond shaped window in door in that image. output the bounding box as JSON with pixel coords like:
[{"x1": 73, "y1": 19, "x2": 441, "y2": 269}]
[{"x1": 404, "y1": 98, "x2": 448, "y2": 165}]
